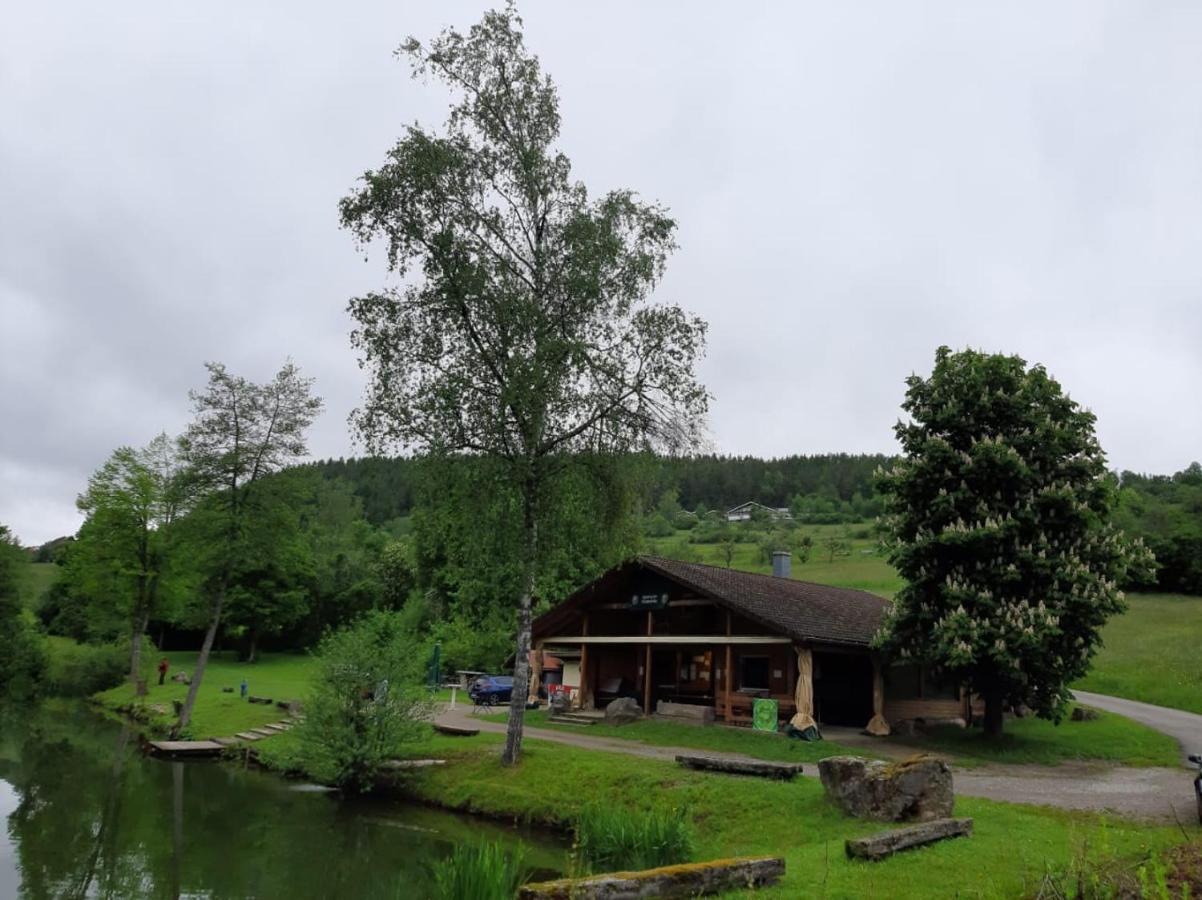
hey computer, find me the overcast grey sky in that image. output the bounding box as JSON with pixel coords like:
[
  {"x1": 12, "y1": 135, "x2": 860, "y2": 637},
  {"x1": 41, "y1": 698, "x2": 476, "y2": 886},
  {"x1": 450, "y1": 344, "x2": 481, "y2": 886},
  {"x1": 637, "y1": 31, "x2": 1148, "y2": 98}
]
[{"x1": 3, "y1": 2, "x2": 1201, "y2": 545}]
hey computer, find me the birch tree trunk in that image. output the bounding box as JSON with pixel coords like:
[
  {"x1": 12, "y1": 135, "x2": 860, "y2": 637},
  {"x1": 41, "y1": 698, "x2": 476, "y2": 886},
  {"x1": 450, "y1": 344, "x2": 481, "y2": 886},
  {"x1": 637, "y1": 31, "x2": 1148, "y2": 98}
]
[{"x1": 502, "y1": 484, "x2": 538, "y2": 765}]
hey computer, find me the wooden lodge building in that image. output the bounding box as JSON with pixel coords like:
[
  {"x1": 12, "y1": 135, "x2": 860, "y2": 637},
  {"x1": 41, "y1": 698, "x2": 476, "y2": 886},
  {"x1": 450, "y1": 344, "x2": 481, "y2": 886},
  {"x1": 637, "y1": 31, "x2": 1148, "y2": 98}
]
[{"x1": 530, "y1": 555, "x2": 969, "y2": 733}]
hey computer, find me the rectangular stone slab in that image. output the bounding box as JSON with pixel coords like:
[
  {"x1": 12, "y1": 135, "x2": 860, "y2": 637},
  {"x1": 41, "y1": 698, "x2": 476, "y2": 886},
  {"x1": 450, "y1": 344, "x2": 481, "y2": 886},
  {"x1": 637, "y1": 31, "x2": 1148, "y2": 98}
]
[
  {"x1": 675, "y1": 755, "x2": 804, "y2": 780},
  {"x1": 433, "y1": 723, "x2": 479, "y2": 737},
  {"x1": 381, "y1": 758, "x2": 446, "y2": 770},
  {"x1": 519, "y1": 855, "x2": 784, "y2": 899},
  {"x1": 846, "y1": 817, "x2": 973, "y2": 861},
  {"x1": 234, "y1": 732, "x2": 263, "y2": 741}
]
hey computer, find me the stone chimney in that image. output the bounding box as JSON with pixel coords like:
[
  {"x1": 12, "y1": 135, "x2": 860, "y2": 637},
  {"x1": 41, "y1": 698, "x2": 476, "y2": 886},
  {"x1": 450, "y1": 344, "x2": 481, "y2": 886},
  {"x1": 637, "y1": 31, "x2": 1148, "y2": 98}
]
[{"x1": 771, "y1": 551, "x2": 791, "y2": 579}]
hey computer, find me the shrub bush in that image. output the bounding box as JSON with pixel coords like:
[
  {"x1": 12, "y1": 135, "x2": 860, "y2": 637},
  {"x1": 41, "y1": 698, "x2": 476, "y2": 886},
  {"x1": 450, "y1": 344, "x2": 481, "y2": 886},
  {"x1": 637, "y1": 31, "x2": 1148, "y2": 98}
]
[
  {"x1": 43, "y1": 638, "x2": 128, "y2": 696},
  {"x1": 0, "y1": 627, "x2": 47, "y2": 701},
  {"x1": 574, "y1": 803, "x2": 693, "y2": 873},
  {"x1": 295, "y1": 610, "x2": 432, "y2": 792},
  {"x1": 431, "y1": 841, "x2": 529, "y2": 900}
]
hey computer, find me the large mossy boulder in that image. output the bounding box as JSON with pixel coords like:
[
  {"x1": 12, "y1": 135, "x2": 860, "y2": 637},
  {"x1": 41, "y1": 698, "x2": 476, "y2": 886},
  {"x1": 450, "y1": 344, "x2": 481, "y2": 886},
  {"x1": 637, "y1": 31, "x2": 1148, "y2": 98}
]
[
  {"x1": 604, "y1": 697, "x2": 643, "y2": 726},
  {"x1": 818, "y1": 755, "x2": 953, "y2": 822}
]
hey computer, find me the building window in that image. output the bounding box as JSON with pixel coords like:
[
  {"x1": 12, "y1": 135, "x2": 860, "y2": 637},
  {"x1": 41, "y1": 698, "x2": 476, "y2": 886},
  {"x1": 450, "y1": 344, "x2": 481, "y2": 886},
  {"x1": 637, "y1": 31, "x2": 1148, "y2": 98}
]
[
  {"x1": 885, "y1": 664, "x2": 959, "y2": 701},
  {"x1": 740, "y1": 656, "x2": 770, "y2": 690},
  {"x1": 885, "y1": 664, "x2": 922, "y2": 700}
]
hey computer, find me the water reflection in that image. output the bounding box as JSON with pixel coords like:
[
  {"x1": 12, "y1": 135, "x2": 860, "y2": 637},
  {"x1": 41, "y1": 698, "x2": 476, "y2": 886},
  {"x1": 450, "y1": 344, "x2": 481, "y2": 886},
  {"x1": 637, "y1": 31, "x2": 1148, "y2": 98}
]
[{"x1": 0, "y1": 703, "x2": 563, "y2": 899}]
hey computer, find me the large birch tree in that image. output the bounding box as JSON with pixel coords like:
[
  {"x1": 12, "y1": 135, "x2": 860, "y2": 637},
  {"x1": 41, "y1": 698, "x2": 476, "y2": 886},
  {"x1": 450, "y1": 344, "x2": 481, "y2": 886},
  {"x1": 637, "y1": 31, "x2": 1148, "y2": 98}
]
[{"x1": 341, "y1": 6, "x2": 708, "y2": 764}]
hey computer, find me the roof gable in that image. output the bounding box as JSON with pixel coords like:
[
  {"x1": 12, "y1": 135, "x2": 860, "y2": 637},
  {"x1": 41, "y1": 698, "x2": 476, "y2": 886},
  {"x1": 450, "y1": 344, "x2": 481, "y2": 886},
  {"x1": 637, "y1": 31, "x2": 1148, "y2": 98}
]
[{"x1": 533, "y1": 556, "x2": 890, "y2": 647}]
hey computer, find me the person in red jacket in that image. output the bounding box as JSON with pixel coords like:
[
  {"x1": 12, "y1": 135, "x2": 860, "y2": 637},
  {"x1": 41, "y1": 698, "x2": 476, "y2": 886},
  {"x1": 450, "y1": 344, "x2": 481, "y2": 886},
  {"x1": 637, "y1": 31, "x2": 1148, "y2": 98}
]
[{"x1": 157, "y1": 657, "x2": 169, "y2": 686}]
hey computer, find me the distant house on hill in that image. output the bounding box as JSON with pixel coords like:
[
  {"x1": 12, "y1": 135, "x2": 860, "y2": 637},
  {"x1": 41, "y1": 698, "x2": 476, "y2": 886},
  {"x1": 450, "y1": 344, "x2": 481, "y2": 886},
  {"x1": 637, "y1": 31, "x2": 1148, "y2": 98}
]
[{"x1": 724, "y1": 501, "x2": 792, "y2": 522}]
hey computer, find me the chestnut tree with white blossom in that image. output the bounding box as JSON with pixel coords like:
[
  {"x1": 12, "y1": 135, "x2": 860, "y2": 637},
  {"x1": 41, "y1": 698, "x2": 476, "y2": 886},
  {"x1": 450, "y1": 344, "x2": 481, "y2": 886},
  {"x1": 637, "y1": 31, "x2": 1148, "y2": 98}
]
[{"x1": 874, "y1": 347, "x2": 1154, "y2": 736}]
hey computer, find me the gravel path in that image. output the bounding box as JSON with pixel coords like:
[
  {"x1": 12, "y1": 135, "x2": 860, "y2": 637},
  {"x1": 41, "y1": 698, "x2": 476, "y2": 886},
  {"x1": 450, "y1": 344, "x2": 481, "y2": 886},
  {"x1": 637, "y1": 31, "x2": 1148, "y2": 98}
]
[
  {"x1": 438, "y1": 700, "x2": 1201, "y2": 823},
  {"x1": 1074, "y1": 689, "x2": 1202, "y2": 765}
]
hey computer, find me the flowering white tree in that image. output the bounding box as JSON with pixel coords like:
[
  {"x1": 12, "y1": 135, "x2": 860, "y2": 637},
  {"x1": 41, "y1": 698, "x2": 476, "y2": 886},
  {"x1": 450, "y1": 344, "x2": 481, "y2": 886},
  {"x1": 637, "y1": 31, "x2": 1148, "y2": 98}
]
[{"x1": 875, "y1": 347, "x2": 1153, "y2": 736}]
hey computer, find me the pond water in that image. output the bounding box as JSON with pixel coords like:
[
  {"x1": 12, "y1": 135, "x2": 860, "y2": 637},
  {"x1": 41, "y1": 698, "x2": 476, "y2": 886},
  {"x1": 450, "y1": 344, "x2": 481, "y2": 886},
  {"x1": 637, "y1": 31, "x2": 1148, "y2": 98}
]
[{"x1": 0, "y1": 702, "x2": 565, "y2": 898}]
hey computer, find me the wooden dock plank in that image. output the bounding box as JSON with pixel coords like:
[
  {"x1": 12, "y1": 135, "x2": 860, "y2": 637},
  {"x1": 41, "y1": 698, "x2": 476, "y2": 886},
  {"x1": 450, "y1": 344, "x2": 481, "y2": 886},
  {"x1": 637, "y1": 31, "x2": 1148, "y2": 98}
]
[{"x1": 147, "y1": 740, "x2": 226, "y2": 757}]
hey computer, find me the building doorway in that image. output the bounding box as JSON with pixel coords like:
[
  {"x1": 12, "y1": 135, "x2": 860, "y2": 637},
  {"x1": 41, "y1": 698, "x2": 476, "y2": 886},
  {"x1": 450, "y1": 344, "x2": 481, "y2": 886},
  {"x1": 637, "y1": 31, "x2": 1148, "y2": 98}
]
[{"x1": 813, "y1": 652, "x2": 873, "y2": 726}]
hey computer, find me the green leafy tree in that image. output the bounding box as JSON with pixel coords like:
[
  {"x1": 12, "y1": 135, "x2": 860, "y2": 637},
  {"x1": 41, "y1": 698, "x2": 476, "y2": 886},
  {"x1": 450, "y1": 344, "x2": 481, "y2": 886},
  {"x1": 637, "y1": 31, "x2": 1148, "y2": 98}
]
[
  {"x1": 342, "y1": 7, "x2": 708, "y2": 764},
  {"x1": 375, "y1": 537, "x2": 417, "y2": 611},
  {"x1": 821, "y1": 533, "x2": 851, "y2": 563},
  {"x1": 875, "y1": 347, "x2": 1154, "y2": 736},
  {"x1": 0, "y1": 525, "x2": 46, "y2": 699},
  {"x1": 718, "y1": 530, "x2": 738, "y2": 568},
  {"x1": 173, "y1": 361, "x2": 322, "y2": 735},
  {"x1": 295, "y1": 610, "x2": 431, "y2": 792},
  {"x1": 1113, "y1": 463, "x2": 1202, "y2": 595},
  {"x1": 73, "y1": 434, "x2": 187, "y2": 684},
  {"x1": 794, "y1": 532, "x2": 813, "y2": 565},
  {"x1": 295, "y1": 476, "x2": 395, "y2": 643},
  {"x1": 222, "y1": 473, "x2": 315, "y2": 662},
  {"x1": 408, "y1": 455, "x2": 640, "y2": 676}
]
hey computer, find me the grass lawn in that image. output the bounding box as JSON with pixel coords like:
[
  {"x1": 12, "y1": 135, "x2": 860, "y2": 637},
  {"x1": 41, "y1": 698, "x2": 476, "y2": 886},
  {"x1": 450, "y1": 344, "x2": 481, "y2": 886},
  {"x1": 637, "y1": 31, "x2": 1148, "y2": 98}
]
[
  {"x1": 20, "y1": 561, "x2": 59, "y2": 608},
  {"x1": 1075, "y1": 592, "x2": 1202, "y2": 715},
  {"x1": 480, "y1": 709, "x2": 861, "y2": 763},
  {"x1": 95, "y1": 650, "x2": 318, "y2": 738},
  {"x1": 264, "y1": 728, "x2": 1188, "y2": 899},
  {"x1": 93, "y1": 650, "x2": 453, "y2": 739},
  {"x1": 645, "y1": 526, "x2": 904, "y2": 599},
  {"x1": 888, "y1": 705, "x2": 1179, "y2": 768}
]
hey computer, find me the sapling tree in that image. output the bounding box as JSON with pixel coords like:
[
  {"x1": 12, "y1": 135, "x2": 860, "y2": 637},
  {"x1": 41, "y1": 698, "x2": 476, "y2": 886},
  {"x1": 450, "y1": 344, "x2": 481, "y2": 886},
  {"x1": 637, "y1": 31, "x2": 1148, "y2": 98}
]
[
  {"x1": 173, "y1": 361, "x2": 322, "y2": 735},
  {"x1": 822, "y1": 533, "x2": 851, "y2": 564},
  {"x1": 874, "y1": 347, "x2": 1154, "y2": 736},
  {"x1": 342, "y1": 6, "x2": 708, "y2": 764}
]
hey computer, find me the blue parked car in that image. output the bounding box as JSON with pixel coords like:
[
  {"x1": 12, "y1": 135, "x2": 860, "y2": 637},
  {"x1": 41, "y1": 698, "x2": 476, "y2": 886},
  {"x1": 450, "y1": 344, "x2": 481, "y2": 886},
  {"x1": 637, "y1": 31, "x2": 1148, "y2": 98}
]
[{"x1": 469, "y1": 675, "x2": 514, "y2": 706}]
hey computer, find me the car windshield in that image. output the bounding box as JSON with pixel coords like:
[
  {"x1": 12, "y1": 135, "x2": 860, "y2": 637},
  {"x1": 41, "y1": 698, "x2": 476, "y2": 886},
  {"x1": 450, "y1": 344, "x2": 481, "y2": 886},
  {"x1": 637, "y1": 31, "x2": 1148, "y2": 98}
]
[{"x1": 491, "y1": 676, "x2": 513, "y2": 686}]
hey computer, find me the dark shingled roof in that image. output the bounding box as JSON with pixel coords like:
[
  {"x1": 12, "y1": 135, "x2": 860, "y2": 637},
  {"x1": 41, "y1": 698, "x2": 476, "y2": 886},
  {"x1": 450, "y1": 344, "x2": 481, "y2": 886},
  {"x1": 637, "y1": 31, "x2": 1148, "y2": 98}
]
[{"x1": 638, "y1": 556, "x2": 889, "y2": 647}]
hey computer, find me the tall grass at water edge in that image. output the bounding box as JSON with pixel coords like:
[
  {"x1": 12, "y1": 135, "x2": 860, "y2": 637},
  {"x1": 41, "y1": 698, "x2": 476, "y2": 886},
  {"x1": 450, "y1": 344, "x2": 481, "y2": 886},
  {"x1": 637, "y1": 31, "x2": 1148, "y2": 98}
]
[
  {"x1": 430, "y1": 841, "x2": 530, "y2": 900},
  {"x1": 574, "y1": 803, "x2": 694, "y2": 874}
]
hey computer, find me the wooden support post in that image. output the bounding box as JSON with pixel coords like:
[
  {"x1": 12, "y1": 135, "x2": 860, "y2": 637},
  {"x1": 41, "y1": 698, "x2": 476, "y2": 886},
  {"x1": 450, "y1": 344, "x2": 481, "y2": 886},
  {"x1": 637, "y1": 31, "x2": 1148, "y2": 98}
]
[
  {"x1": 578, "y1": 613, "x2": 591, "y2": 710},
  {"x1": 644, "y1": 611, "x2": 654, "y2": 715},
  {"x1": 644, "y1": 644, "x2": 652, "y2": 714},
  {"x1": 528, "y1": 641, "x2": 543, "y2": 704},
  {"x1": 865, "y1": 654, "x2": 891, "y2": 736},
  {"x1": 724, "y1": 610, "x2": 733, "y2": 722}
]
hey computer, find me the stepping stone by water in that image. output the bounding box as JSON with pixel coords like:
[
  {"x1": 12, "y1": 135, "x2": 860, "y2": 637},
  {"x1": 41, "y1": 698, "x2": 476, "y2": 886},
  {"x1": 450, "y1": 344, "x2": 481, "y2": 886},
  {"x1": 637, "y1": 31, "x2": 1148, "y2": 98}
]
[{"x1": 381, "y1": 759, "x2": 446, "y2": 770}]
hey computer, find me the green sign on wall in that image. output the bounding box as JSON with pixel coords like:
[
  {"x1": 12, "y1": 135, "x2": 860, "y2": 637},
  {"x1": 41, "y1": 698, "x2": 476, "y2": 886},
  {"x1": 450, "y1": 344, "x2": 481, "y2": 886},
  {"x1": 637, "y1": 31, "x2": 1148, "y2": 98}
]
[{"x1": 752, "y1": 698, "x2": 778, "y2": 732}]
